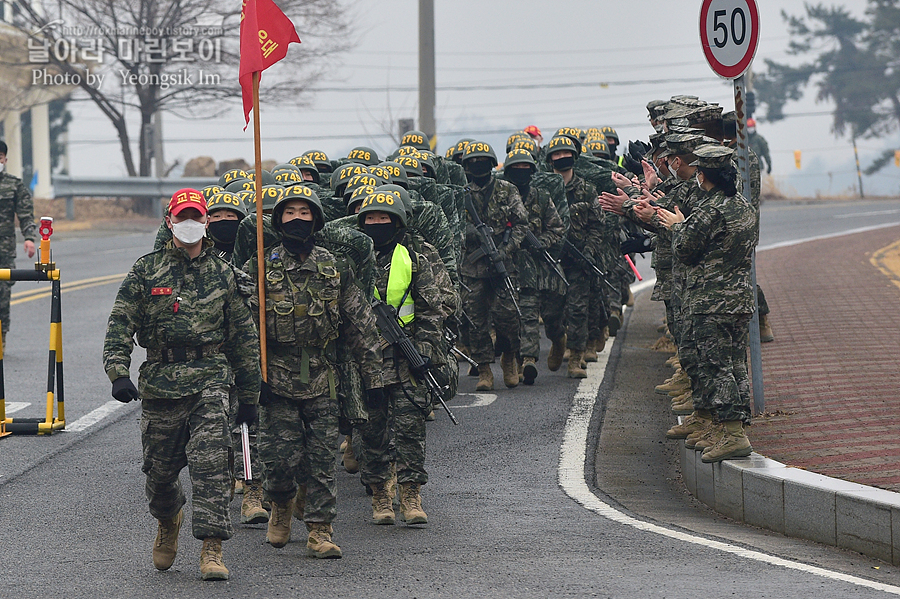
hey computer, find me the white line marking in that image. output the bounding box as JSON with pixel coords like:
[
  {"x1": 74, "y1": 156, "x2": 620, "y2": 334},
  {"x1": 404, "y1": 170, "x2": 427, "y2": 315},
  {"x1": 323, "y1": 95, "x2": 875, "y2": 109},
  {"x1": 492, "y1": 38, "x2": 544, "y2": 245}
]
[
  {"x1": 834, "y1": 209, "x2": 900, "y2": 219},
  {"x1": 759, "y1": 221, "x2": 900, "y2": 251},
  {"x1": 563, "y1": 287, "x2": 900, "y2": 594},
  {"x1": 65, "y1": 401, "x2": 126, "y2": 433},
  {"x1": 453, "y1": 393, "x2": 497, "y2": 408},
  {"x1": 3, "y1": 402, "x2": 31, "y2": 415}
]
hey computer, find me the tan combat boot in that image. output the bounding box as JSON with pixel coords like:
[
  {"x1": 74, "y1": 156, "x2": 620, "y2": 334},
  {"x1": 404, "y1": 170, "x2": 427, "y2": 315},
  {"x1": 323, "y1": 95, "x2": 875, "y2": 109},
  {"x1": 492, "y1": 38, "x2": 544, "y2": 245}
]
[
  {"x1": 655, "y1": 369, "x2": 688, "y2": 395},
  {"x1": 583, "y1": 339, "x2": 598, "y2": 363},
  {"x1": 233, "y1": 479, "x2": 244, "y2": 495},
  {"x1": 341, "y1": 434, "x2": 359, "y2": 474},
  {"x1": 670, "y1": 392, "x2": 693, "y2": 415},
  {"x1": 152, "y1": 509, "x2": 183, "y2": 571},
  {"x1": 567, "y1": 350, "x2": 587, "y2": 378},
  {"x1": 266, "y1": 499, "x2": 294, "y2": 548},
  {"x1": 370, "y1": 481, "x2": 396, "y2": 525},
  {"x1": 625, "y1": 287, "x2": 635, "y2": 307},
  {"x1": 759, "y1": 314, "x2": 775, "y2": 343},
  {"x1": 306, "y1": 523, "x2": 343, "y2": 558},
  {"x1": 500, "y1": 352, "x2": 519, "y2": 388},
  {"x1": 387, "y1": 462, "x2": 399, "y2": 507},
  {"x1": 241, "y1": 479, "x2": 269, "y2": 525},
  {"x1": 547, "y1": 334, "x2": 566, "y2": 371},
  {"x1": 517, "y1": 355, "x2": 524, "y2": 382},
  {"x1": 199, "y1": 538, "x2": 229, "y2": 581},
  {"x1": 522, "y1": 356, "x2": 538, "y2": 385},
  {"x1": 665, "y1": 354, "x2": 680, "y2": 368},
  {"x1": 475, "y1": 364, "x2": 494, "y2": 391},
  {"x1": 690, "y1": 422, "x2": 725, "y2": 451},
  {"x1": 398, "y1": 482, "x2": 428, "y2": 525},
  {"x1": 292, "y1": 484, "x2": 307, "y2": 522},
  {"x1": 701, "y1": 421, "x2": 752, "y2": 463},
  {"x1": 608, "y1": 310, "x2": 622, "y2": 337},
  {"x1": 666, "y1": 410, "x2": 712, "y2": 439}
]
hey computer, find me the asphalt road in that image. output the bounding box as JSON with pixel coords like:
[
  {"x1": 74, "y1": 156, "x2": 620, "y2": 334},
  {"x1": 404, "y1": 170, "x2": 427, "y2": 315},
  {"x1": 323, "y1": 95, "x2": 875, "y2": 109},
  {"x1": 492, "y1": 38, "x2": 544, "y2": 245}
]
[{"x1": 1, "y1": 200, "x2": 899, "y2": 598}]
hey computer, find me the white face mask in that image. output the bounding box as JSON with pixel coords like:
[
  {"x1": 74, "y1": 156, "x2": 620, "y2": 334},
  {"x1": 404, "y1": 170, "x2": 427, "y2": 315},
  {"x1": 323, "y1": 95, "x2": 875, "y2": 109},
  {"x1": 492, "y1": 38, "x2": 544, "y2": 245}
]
[
  {"x1": 0, "y1": 162, "x2": 5, "y2": 173},
  {"x1": 171, "y1": 219, "x2": 206, "y2": 245}
]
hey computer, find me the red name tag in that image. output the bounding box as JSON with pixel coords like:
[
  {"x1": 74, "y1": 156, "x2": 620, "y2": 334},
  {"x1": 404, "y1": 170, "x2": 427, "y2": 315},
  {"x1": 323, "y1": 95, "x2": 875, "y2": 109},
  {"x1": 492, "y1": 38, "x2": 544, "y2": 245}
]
[{"x1": 151, "y1": 287, "x2": 172, "y2": 296}]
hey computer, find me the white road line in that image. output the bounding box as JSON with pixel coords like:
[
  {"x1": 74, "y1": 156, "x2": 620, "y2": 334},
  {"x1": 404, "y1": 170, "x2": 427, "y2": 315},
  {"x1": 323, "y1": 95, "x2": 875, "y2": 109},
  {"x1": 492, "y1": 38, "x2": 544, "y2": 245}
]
[
  {"x1": 758, "y1": 221, "x2": 900, "y2": 251},
  {"x1": 65, "y1": 401, "x2": 127, "y2": 433},
  {"x1": 454, "y1": 393, "x2": 497, "y2": 408},
  {"x1": 559, "y1": 283, "x2": 900, "y2": 593},
  {"x1": 834, "y1": 209, "x2": 900, "y2": 219},
  {"x1": 3, "y1": 402, "x2": 31, "y2": 414}
]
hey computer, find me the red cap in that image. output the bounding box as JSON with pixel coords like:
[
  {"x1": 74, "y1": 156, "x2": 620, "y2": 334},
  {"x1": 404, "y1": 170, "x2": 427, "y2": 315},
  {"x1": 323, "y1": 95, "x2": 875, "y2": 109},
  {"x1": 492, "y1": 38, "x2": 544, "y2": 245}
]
[
  {"x1": 524, "y1": 125, "x2": 542, "y2": 138},
  {"x1": 168, "y1": 188, "x2": 207, "y2": 216},
  {"x1": 747, "y1": 118, "x2": 756, "y2": 128}
]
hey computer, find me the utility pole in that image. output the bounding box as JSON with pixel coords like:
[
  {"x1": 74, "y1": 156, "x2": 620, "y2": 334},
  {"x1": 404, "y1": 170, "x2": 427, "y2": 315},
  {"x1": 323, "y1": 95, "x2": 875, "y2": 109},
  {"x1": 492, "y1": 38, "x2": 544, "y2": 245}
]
[{"x1": 418, "y1": 0, "x2": 436, "y2": 150}]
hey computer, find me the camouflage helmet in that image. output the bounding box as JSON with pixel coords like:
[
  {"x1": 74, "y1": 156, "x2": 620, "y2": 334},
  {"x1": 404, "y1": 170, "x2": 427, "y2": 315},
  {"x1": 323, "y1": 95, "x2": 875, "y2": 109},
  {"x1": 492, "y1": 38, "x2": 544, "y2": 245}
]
[
  {"x1": 331, "y1": 162, "x2": 369, "y2": 193},
  {"x1": 237, "y1": 189, "x2": 256, "y2": 209},
  {"x1": 585, "y1": 139, "x2": 612, "y2": 160},
  {"x1": 246, "y1": 169, "x2": 277, "y2": 187},
  {"x1": 452, "y1": 138, "x2": 474, "y2": 160},
  {"x1": 395, "y1": 145, "x2": 419, "y2": 157},
  {"x1": 400, "y1": 130, "x2": 430, "y2": 151},
  {"x1": 509, "y1": 137, "x2": 539, "y2": 159},
  {"x1": 272, "y1": 163, "x2": 300, "y2": 175},
  {"x1": 546, "y1": 134, "x2": 581, "y2": 158},
  {"x1": 600, "y1": 126, "x2": 619, "y2": 145},
  {"x1": 273, "y1": 169, "x2": 304, "y2": 186},
  {"x1": 378, "y1": 161, "x2": 410, "y2": 188},
  {"x1": 260, "y1": 185, "x2": 284, "y2": 211},
  {"x1": 301, "y1": 150, "x2": 332, "y2": 173},
  {"x1": 346, "y1": 146, "x2": 379, "y2": 166},
  {"x1": 218, "y1": 168, "x2": 249, "y2": 188},
  {"x1": 364, "y1": 166, "x2": 391, "y2": 185},
  {"x1": 344, "y1": 173, "x2": 383, "y2": 202},
  {"x1": 414, "y1": 150, "x2": 437, "y2": 178},
  {"x1": 271, "y1": 184, "x2": 324, "y2": 233},
  {"x1": 357, "y1": 188, "x2": 409, "y2": 229},
  {"x1": 461, "y1": 141, "x2": 498, "y2": 167},
  {"x1": 289, "y1": 154, "x2": 321, "y2": 185},
  {"x1": 444, "y1": 146, "x2": 455, "y2": 159},
  {"x1": 201, "y1": 184, "x2": 224, "y2": 201},
  {"x1": 395, "y1": 154, "x2": 424, "y2": 177},
  {"x1": 553, "y1": 128, "x2": 583, "y2": 154},
  {"x1": 504, "y1": 148, "x2": 536, "y2": 170},
  {"x1": 224, "y1": 179, "x2": 255, "y2": 194},
  {"x1": 206, "y1": 191, "x2": 248, "y2": 219},
  {"x1": 506, "y1": 131, "x2": 530, "y2": 153},
  {"x1": 346, "y1": 184, "x2": 377, "y2": 215}
]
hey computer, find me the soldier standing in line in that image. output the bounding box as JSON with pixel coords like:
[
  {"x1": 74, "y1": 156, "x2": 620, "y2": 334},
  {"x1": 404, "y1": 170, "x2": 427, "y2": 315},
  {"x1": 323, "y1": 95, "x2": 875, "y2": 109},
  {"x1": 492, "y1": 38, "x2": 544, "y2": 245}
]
[
  {"x1": 245, "y1": 185, "x2": 383, "y2": 559},
  {"x1": 103, "y1": 189, "x2": 260, "y2": 581},
  {"x1": 0, "y1": 140, "x2": 37, "y2": 348}
]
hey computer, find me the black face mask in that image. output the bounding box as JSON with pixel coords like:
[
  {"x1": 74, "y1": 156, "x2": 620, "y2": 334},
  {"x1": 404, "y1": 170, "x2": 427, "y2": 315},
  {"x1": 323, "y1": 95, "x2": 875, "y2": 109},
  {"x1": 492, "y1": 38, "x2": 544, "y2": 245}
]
[
  {"x1": 465, "y1": 159, "x2": 494, "y2": 186},
  {"x1": 505, "y1": 167, "x2": 533, "y2": 189},
  {"x1": 551, "y1": 156, "x2": 575, "y2": 172},
  {"x1": 281, "y1": 218, "x2": 316, "y2": 256},
  {"x1": 207, "y1": 219, "x2": 240, "y2": 246},
  {"x1": 364, "y1": 222, "x2": 399, "y2": 248}
]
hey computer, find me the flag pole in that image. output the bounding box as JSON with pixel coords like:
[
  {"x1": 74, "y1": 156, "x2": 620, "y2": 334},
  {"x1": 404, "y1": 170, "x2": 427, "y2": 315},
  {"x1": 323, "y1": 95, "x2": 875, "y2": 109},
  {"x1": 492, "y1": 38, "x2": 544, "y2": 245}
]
[{"x1": 252, "y1": 71, "x2": 268, "y2": 384}]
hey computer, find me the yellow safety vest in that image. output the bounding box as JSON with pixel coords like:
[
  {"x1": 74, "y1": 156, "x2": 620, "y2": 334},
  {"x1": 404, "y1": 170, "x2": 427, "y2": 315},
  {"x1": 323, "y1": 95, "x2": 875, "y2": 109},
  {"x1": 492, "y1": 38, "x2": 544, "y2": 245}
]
[{"x1": 374, "y1": 243, "x2": 415, "y2": 325}]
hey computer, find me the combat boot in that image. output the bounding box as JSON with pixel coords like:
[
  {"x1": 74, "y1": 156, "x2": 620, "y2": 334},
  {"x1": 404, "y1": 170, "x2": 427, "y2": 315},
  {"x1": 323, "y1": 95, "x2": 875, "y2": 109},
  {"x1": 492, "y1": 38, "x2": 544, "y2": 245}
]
[
  {"x1": 522, "y1": 356, "x2": 538, "y2": 385},
  {"x1": 655, "y1": 369, "x2": 688, "y2": 395},
  {"x1": 266, "y1": 499, "x2": 293, "y2": 548},
  {"x1": 671, "y1": 392, "x2": 693, "y2": 415},
  {"x1": 386, "y1": 461, "x2": 399, "y2": 507},
  {"x1": 607, "y1": 310, "x2": 622, "y2": 337},
  {"x1": 567, "y1": 350, "x2": 587, "y2": 378},
  {"x1": 240, "y1": 479, "x2": 269, "y2": 525},
  {"x1": 665, "y1": 354, "x2": 680, "y2": 368},
  {"x1": 306, "y1": 523, "x2": 342, "y2": 558},
  {"x1": 625, "y1": 287, "x2": 635, "y2": 307},
  {"x1": 475, "y1": 364, "x2": 494, "y2": 391},
  {"x1": 199, "y1": 538, "x2": 229, "y2": 581},
  {"x1": 666, "y1": 410, "x2": 712, "y2": 439},
  {"x1": 690, "y1": 422, "x2": 725, "y2": 451},
  {"x1": 759, "y1": 314, "x2": 775, "y2": 343},
  {"x1": 516, "y1": 355, "x2": 524, "y2": 383},
  {"x1": 547, "y1": 334, "x2": 566, "y2": 371},
  {"x1": 292, "y1": 484, "x2": 307, "y2": 521},
  {"x1": 583, "y1": 339, "x2": 598, "y2": 363},
  {"x1": 233, "y1": 479, "x2": 244, "y2": 495},
  {"x1": 341, "y1": 434, "x2": 359, "y2": 474},
  {"x1": 398, "y1": 482, "x2": 428, "y2": 525},
  {"x1": 500, "y1": 352, "x2": 519, "y2": 388},
  {"x1": 152, "y1": 509, "x2": 183, "y2": 571},
  {"x1": 370, "y1": 481, "x2": 396, "y2": 525},
  {"x1": 701, "y1": 421, "x2": 752, "y2": 463}
]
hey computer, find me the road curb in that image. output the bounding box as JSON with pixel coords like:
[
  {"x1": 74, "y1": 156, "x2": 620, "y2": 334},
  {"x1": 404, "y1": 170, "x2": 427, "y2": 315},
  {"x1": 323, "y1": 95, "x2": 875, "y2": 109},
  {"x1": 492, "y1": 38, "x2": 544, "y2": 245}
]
[{"x1": 678, "y1": 441, "x2": 900, "y2": 565}]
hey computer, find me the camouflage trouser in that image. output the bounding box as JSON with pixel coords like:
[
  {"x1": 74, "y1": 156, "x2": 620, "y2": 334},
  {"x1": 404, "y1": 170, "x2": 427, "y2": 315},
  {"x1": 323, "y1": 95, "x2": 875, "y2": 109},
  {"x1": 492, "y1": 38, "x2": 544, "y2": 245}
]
[
  {"x1": 664, "y1": 300, "x2": 677, "y2": 343},
  {"x1": 588, "y1": 276, "x2": 610, "y2": 341},
  {"x1": 757, "y1": 285, "x2": 769, "y2": 315},
  {"x1": 563, "y1": 266, "x2": 591, "y2": 351},
  {"x1": 540, "y1": 290, "x2": 566, "y2": 343},
  {"x1": 692, "y1": 313, "x2": 752, "y2": 424},
  {"x1": 258, "y1": 393, "x2": 340, "y2": 523},
  {"x1": 462, "y1": 275, "x2": 520, "y2": 365},
  {"x1": 356, "y1": 381, "x2": 428, "y2": 487},
  {"x1": 519, "y1": 287, "x2": 541, "y2": 360},
  {"x1": 140, "y1": 388, "x2": 234, "y2": 540},
  {"x1": 0, "y1": 238, "x2": 16, "y2": 334},
  {"x1": 228, "y1": 386, "x2": 260, "y2": 481},
  {"x1": 672, "y1": 291, "x2": 702, "y2": 400}
]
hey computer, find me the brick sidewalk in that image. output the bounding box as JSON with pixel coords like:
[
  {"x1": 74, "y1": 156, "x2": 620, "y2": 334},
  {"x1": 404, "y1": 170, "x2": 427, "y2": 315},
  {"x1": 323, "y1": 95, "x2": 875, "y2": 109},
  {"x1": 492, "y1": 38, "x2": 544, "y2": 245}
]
[{"x1": 753, "y1": 224, "x2": 900, "y2": 491}]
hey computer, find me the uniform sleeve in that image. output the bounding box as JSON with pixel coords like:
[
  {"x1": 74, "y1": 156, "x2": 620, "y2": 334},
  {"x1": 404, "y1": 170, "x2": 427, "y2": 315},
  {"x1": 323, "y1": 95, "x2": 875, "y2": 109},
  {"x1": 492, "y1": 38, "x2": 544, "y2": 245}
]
[
  {"x1": 15, "y1": 180, "x2": 37, "y2": 241},
  {"x1": 222, "y1": 272, "x2": 261, "y2": 405},
  {"x1": 537, "y1": 192, "x2": 565, "y2": 251},
  {"x1": 503, "y1": 183, "x2": 529, "y2": 254},
  {"x1": 102, "y1": 265, "x2": 145, "y2": 382},
  {"x1": 672, "y1": 203, "x2": 716, "y2": 267},
  {"x1": 337, "y1": 270, "x2": 384, "y2": 390}
]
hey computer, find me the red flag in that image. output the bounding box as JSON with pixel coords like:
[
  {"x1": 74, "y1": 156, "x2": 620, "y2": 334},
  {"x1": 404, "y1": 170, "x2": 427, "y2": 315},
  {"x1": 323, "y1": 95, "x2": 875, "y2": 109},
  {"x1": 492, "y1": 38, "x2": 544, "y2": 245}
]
[{"x1": 239, "y1": 0, "x2": 301, "y2": 129}]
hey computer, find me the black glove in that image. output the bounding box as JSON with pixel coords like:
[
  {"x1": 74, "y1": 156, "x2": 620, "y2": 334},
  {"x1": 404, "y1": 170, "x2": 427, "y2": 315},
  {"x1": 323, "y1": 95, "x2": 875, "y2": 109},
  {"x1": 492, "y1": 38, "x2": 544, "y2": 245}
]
[
  {"x1": 258, "y1": 380, "x2": 273, "y2": 406},
  {"x1": 622, "y1": 154, "x2": 643, "y2": 177},
  {"x1": 111, "y1": 377, "x2": 139, "y2": 403},
  {"x1": 235, "y1": 403, "x2": 258, "y2": 426},
  {"x1": 365, "y1": 387, "x2": 387, "y2": 410},
  {"x1": 620, "y1": 235, "x2": 653, "y2": 255},
  {"x1": 410, "y1": 356, "x2": 432, "y2": 380}
]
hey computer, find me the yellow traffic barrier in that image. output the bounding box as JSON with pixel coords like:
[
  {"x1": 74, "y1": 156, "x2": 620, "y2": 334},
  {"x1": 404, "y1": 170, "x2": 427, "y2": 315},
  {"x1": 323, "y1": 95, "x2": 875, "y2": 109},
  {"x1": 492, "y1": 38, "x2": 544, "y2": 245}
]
[{"x1": 0, "y1": 217, "x2": 65, "y2": 436}]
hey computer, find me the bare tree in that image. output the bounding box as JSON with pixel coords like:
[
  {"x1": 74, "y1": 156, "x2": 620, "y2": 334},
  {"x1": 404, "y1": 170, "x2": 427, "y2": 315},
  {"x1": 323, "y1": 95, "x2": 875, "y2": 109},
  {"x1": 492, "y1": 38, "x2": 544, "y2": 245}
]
[{"x1": 2, "y1": 0, "x2": 353, "y2": 177}]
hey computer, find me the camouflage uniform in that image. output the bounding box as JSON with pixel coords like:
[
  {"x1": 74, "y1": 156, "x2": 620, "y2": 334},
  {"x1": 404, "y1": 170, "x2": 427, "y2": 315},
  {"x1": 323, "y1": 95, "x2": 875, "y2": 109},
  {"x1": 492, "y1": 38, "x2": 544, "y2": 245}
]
[
  {"x1": 357, "y1": 233, "x2": 444, "y2": 487},
  {"x1": 530, "y1": 172, "x2": 569, "y2": 344},
  {"x1": 102, "y1": 239, "x2": 260, "y2": 540},
  {"x1": 460, "y1": 178, "x2": 528, "y2": 364},
  {"x1": 672, "y1": 188, "x2": 758, "y2": 424},
  {"x1": 0, "y1": 171, "x2": 37, "y2": 335},
  {"x1": 244, "y1": 244, "x2": 383, "y2": 523}
]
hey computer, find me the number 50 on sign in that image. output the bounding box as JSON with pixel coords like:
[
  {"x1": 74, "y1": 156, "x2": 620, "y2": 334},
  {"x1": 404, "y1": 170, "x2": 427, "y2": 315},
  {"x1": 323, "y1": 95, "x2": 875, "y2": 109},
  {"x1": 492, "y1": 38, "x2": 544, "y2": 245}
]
[{"x1": 700, "y1": 0, "x2": 760, "y2": 79}]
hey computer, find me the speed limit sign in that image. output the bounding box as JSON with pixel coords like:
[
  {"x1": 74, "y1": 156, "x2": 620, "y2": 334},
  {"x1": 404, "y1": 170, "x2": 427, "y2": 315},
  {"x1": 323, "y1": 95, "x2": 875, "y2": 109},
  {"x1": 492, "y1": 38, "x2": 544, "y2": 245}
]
[{"x1": 700, "y1": 0, "x2": 760, "y2": 79}]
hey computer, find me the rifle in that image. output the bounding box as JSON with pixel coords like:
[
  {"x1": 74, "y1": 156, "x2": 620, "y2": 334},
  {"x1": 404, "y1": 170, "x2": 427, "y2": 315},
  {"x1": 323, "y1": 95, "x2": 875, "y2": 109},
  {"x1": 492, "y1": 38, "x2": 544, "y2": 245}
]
[
  {"x1": 464, "y1": 190, "x2": 522, "y2": 318},
  {"x1": 444, "y1": 328, "x2": 478, "y2": 368},
  {"x1": 523, "y1": 229, "x2": 568, "y2": 286},
  {"x1": 563, "y1": 240, "x2": 618, "y2": 293},
  {"x1": 371, "y1": 300, "x2": 459, "y2": 425}
]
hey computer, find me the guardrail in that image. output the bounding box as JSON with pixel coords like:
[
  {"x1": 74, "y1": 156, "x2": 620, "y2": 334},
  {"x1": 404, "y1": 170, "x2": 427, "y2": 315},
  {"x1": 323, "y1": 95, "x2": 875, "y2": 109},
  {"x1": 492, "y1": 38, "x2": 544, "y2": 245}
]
[{"x1": 51, "y1": 176, "x2": 219, "y2": 219}]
